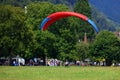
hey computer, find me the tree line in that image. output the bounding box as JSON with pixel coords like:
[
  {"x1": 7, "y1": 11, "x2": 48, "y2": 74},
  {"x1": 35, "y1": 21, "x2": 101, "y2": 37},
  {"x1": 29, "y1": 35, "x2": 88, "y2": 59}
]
[{"x1": 0, "y1": 0, "x2": 120, "y2": 66}]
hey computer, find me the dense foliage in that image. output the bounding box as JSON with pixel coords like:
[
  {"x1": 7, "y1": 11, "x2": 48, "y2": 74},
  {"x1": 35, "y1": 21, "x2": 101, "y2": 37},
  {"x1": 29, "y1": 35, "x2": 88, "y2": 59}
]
[
  {"x1": 90, "y1": 30, "x2": 120, "y2": 66},
  {"x1": 25, "y1": 2, "x2": 78, "y2": 61},
  {"x1": 0, "y1": 5, "x2": 34, "y2": 57},
  {"x1": 74, "y1": 0, "x2": 95, "y2": 41},
  {"x1": 0, "y1": 0, "x2": 120, "y2": 66}
]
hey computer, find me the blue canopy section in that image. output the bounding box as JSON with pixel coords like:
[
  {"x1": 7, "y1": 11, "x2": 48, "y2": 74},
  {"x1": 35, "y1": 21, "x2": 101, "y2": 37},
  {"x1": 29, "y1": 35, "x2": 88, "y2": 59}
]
[
  {"x1": 40, "y1": 18, "x2": 50, "y2": 30},
  {"x1": 88, "y1": 19, "x2": 99, "y2": 33}
]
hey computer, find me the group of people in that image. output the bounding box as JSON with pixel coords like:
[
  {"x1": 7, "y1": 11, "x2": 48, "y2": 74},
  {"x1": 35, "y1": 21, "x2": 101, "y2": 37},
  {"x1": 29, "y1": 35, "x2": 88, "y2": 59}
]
[
  {"x1": 27, "y1": 58, "x2": 44, "y2": 66},
  {"x1": 12, "y1": 58, "x2": 25, "y2": 66},
  {"x1": 12, "y1": 58, "x2": 86, "y2": 66},
  {"x1": 47, "y1": 59, "x2": 61, "y2": 66},
  {"x1": 47, "y1": 59, "x2": 85, "y2": 67}
]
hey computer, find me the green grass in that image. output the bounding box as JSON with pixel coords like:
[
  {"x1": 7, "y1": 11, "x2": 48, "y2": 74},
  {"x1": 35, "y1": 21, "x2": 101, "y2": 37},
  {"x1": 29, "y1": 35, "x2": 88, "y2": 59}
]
[{"x1": 0, "y1": 66, "x2": 120, "y2": 80}]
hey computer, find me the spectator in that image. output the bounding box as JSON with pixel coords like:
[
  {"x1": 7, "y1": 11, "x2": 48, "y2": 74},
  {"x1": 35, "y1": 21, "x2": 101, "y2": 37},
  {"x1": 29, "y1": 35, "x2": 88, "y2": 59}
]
[{"x1": 65, "y1": 60, "x2": 69, "y2": 67}]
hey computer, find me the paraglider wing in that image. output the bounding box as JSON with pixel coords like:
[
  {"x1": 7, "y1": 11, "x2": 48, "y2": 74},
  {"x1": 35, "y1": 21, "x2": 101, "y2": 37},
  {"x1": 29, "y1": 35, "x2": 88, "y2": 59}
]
[{"x1": 40, "y1": 12, "x2": 99, "y2": 33}]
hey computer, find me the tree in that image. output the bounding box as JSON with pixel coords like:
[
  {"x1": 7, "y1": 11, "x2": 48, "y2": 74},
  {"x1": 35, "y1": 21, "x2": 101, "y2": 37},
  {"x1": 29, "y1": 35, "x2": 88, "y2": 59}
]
[
  {"x1": 26, "y1": 2, "x2": 79, "y2": 62},
  {"x1": 74, "y1": 0, "x2": 95, "y2": 41},
  {"x1": 90, "y1": 30, "x2": 120, "y2": 66},
  {"x1": 76, "y1": 42, "x2": 90, "y2": 61},
  {"x1": 0, "y1": 5, "x2": 34, "y2": 64},
  {"x1": 30, "y1": 31, "x2": 57, "y2": 65},
  {"x1": 26, "y1": 2, "x2": 69, "y2": 30}
]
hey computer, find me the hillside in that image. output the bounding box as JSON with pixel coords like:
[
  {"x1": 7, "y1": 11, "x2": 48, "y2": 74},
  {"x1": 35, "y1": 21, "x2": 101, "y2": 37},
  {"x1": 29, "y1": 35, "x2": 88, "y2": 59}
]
[
  {"x1": 0, "y1": 0, "x2": 76, "y2": 8},
  {"x1": 90, "y1": 5, "x2": 120, "y2": 31},
  {"x1": 89, "y1": 0, "x2": 120, "y2": 25},
  {"x1": 89, "y1": 0, "x2": 120, "y2": 31}
]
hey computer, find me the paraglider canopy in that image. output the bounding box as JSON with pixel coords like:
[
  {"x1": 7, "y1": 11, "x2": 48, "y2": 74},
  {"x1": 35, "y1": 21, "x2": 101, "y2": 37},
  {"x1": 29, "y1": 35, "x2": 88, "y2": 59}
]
[{"x1": 40, "y1": 11, "x2": 99, "y2": 33}]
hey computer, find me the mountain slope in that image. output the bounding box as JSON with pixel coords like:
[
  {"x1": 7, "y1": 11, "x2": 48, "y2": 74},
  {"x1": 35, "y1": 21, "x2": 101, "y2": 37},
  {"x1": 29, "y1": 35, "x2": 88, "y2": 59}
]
[
  {"x1": 90, "y1": 5, "x2": 120, "y2": 31},
  {"x1": 89, "y1": 0, "x2": 120, "y2": 24}
]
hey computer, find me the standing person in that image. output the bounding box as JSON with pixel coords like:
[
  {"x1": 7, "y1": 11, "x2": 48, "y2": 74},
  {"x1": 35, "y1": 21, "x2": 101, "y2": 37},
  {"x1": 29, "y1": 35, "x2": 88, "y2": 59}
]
[
  {"x1": 13, "y1": 60, "x2": 16, "y2": 66},
  {"x1": 76, "y1": 60, "x2": 80, "y2": 66},
  {"x1": 65, "y1": 60, "x2": 69, "y2": 67}
]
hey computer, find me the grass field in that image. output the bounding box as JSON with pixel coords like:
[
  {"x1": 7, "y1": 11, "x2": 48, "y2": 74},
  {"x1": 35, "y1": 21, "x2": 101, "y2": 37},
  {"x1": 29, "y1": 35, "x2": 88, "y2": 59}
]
[{"x1": 0, "y1": 66, "x2": 120, "y2": 80}]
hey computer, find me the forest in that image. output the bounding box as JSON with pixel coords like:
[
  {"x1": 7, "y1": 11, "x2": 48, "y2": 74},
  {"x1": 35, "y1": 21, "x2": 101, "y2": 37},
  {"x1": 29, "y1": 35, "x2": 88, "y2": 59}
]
[{"x1": 0, "y1": 0, "x2": 120, "y2": 66}]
